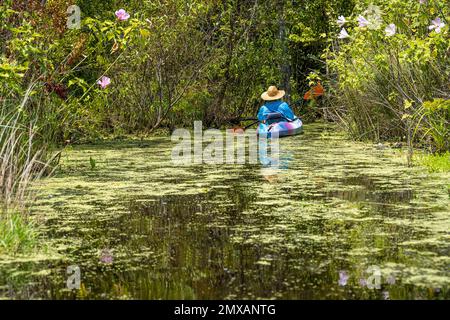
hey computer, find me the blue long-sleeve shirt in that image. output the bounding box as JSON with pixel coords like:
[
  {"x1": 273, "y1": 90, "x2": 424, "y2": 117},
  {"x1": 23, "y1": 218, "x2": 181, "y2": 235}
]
[{"x1": 257, "y1": 100, "x2": 295, "y2": 122}]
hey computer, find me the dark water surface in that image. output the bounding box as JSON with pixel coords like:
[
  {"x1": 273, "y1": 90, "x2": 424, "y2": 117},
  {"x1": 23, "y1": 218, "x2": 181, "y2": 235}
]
[{"x1": 0, "y1": 123, "x2": 449, "y2": 299}]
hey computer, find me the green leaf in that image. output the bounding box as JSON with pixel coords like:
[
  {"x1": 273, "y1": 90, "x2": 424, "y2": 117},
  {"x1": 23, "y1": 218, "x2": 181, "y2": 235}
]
[
  {"x1": 140, "y1": 28, "x2": 150, "y2": 38},
  {"x1": 404, "y1": 100, "x2": 412, "y2": 109},
  {"x1": 402, "y1": 114, "x2": 411, "y2": 120}
]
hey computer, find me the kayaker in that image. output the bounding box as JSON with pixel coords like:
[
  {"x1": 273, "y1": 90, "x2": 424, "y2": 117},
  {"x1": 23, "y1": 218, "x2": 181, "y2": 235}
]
[{"x1": 257, "y1": 86, "x2": 295, "y2": 124}]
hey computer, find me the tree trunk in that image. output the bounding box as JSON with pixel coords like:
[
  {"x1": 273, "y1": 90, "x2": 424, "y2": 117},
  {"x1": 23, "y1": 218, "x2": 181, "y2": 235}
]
[
  {"x1": 278, "y1": 0, "x2": 291, "y2": 104},
  {"x1": 208, "y1": 1, "x2": 236, "y2": 127}
]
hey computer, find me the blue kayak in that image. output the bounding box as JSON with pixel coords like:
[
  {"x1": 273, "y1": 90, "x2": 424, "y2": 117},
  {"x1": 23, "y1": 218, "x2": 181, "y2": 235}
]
[{"x1": 257, "y1": 118, "x2": 303, "y2": 138}]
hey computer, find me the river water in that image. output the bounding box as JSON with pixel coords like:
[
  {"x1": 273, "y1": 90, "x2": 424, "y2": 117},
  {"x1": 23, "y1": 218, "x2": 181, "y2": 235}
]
[{"x1": 0, "y1": 123, "x2": 448, "y2": 299}]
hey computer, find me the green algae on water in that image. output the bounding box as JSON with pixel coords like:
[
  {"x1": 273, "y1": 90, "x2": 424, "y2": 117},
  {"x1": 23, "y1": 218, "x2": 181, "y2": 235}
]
[{"x1": 1, "y1": 122, "x2": 449, "y2": 299}]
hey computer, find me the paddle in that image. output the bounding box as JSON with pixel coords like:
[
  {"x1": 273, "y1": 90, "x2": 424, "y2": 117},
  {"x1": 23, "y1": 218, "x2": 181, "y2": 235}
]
[
  {"x1": 243, "y1": 119, "x2": 259, "y2": 130},
  {"x1": 229, "y1": 113, "x2": 299, "y2": 132},
  {"x1": 228, "y1": 117, "x2": 258, "y2": 132}
]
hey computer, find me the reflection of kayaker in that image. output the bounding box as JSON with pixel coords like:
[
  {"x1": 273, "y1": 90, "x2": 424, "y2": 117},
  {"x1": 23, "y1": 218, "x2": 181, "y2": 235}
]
[
  {"x1": 257, "y1": 86, "x2": 303, "y2": 137},
  {"x1": 260, "y1": 151, "x2": 294, "y2": 183}
]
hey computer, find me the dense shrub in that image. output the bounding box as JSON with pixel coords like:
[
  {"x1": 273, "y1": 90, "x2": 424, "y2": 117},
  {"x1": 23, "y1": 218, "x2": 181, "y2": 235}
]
[
  {"x1": 0, "y1": 0, "x2": 448, "y2": 151},
  {"x1": 325, "y1": 0, "x2": 449, "y2": 152}
]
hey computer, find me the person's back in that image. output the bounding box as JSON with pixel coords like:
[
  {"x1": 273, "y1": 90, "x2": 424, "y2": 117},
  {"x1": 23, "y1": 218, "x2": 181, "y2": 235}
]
[{"x1": 257, "y1": 86, "x2": 295, "y2": 123}]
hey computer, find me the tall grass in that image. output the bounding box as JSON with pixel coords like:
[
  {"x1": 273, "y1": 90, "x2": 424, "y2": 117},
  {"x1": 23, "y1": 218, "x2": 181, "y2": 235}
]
[
  {"x1": 0, "y1": 87, "x2": 57, "y2": 254},
  {"x1": 329, "y1": 50, "x2": 449, "y2": 145}
]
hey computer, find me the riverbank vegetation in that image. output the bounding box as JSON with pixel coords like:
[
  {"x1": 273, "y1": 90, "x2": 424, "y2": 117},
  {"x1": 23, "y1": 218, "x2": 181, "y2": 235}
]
[
  {"x1": 0, "y1": 0, "x2": 449, "y2": 255},
  {"x1": 417, "y1": 151, "x2": 450, "y2": 173},
  {"x1": 2, "y1": 1, "x2": 448, "y2": 142},
  {"x1": 0, "y1": 91, "x2": 56, "y2": 254}
]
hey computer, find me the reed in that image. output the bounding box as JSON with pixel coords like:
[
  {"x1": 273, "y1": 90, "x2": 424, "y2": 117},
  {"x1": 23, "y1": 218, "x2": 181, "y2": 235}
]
[{"x1": 0, "y1": 87, "x2": 57, "y2": 254}]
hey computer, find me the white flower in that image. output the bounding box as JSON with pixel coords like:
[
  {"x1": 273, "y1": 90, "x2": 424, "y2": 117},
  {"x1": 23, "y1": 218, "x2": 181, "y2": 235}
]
[
  {"x1": 429, "y1": 17, "x2": 445, "y2": 33},
  {"x1": 357, "y1": 15, "x2": 369, "y2": 28},
  {"x1": 337, "y1": 16, "x2": 347, "y2": 27},
  {"x1": 338, "y1": 28, "x2": 349, "y2": 39},
  {"x1": 362, "y1": 5, "x2": 383, "y2": 30},
  {"x1": 385, "y1": 23, "x2": 396, "y2": 37}
]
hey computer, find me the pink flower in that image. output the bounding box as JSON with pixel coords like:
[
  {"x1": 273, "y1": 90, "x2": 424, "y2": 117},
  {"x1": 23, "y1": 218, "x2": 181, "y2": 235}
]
[
  {"x1": 429, "y1": 17, "x2": 445, "y2": 33},
  {"x1": 338, "y1": 28, "x2": 349, "y2": 39},
  {"x1": 419, "y1": 0, "x2": 426, "y2": 4},
  {"x1": 338, "y1": 271, "x2": 349, "y2": 286},
  {"x1": 99, "y1": 249, "x2": 113, "y2": 264},
  {"x1": 357, "y1": 15, "x2": 369, "y2": 28},
  {"x1": 97, "y1": 76, "x2": 111, "y2": 89},
  {"x1": 385, "y1": 23, "x2": 396, "y2": 37},
  {"x1": 115, "y1": 9, "x2": 130, "y2": 21}
]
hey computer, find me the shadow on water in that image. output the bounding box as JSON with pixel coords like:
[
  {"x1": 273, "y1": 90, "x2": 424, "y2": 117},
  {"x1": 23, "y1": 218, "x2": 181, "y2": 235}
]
[{"x1": 1, "y1": 123, "x2": 449, "y2": 300}]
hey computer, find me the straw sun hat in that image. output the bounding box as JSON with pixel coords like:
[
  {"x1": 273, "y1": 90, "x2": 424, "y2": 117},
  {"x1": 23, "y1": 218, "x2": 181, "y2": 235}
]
[{"x1": 261, "y1": 86, "x2": 285, "y2": 101}]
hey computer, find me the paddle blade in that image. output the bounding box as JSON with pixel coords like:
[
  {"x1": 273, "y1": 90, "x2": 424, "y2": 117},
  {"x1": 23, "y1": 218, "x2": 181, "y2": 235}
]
[{"x1": 231, "y1": 126, "x2": 245, "y2": 134}]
